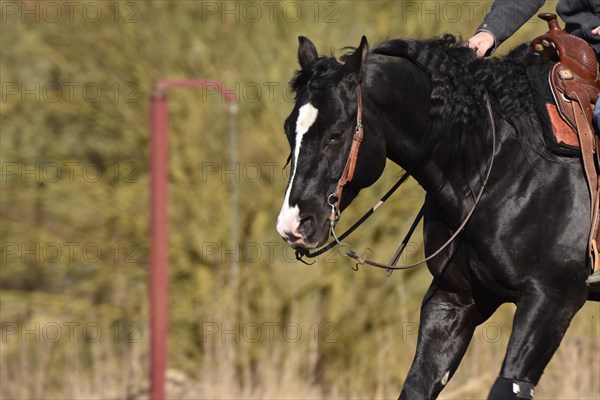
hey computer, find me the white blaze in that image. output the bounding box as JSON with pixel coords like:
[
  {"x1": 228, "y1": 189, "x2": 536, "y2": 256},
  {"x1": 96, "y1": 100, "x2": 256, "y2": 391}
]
[{"x1": 277, "y1": 103, "x2": 319, "y2": 240}]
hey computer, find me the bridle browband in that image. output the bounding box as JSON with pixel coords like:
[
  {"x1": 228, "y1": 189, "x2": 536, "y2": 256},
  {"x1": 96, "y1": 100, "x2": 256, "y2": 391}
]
[{"x1": 296, "y1": 82, "x2": 497, "y2": 273}]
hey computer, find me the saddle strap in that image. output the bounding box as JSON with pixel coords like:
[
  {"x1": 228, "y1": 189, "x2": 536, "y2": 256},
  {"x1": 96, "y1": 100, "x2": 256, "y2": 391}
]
[
  {"x1": 568, "y1": 82, "x2": 598, "y2": 211},
  {"x1": 592, "y1": 192, "x2": 600, "y2": 273},
  {"x1": 567, "y1": 81, "x2": 600, "y2": 271}
]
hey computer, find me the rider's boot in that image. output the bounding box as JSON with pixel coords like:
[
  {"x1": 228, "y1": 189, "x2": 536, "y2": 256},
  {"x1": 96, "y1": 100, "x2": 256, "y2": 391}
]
[{"x1": 586, "y1": 269, "x2": 600, "y2": 285}]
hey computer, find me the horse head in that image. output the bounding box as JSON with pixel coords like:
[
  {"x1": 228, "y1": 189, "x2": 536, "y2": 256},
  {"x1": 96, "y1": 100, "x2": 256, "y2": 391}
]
[{"x1": 276, "y1": 36, "x2": 387, "y2": 249}]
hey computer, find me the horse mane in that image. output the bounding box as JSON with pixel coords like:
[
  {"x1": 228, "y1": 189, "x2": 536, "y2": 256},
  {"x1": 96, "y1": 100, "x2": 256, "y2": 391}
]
[{"x1": 372, "y1": 35, "x2": 550, "y2": 178}]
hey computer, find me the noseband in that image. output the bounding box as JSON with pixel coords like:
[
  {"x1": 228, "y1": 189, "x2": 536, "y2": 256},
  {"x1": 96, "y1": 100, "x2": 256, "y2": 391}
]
[{"x1": 298, "y1": 84, "x2": 497, "y2": 273}]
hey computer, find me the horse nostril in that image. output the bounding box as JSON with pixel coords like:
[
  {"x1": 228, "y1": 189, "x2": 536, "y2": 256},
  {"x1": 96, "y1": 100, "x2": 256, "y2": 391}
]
[
  {"x1": 298, "y1": 215, "x2": 316, "y2": 237},
  {"x1": 284, "y1": 231, "x2": 302, "y2": 243}
]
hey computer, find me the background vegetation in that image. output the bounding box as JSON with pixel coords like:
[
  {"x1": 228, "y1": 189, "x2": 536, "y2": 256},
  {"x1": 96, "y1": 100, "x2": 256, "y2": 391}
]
[{"x1": 1, "y1": 1, "x2": 598, "y2": 398}]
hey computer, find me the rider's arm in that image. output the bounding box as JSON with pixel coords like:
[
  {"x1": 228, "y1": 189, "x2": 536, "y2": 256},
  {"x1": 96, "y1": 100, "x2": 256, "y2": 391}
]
[
  {"x1": 557, "y1": 0, "x2": 600, "y2": 55},
  {"x1": 468, "y1": 0, "x2": 546, "y2": 57}
]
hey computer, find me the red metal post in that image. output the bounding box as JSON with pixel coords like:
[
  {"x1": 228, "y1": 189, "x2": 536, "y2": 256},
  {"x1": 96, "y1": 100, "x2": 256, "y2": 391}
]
[
  {"x1": 149, "y1": 93, "x2": 169, "y2": 400},
  {"x1": 148, "y1": 79, "x2": 237, "y2": 399}
]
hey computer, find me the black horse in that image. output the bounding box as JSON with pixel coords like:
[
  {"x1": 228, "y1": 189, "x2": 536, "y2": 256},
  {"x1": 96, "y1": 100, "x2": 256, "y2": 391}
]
[{"x1": 276, "y1": 35, "x2": 598, "y2": 399}]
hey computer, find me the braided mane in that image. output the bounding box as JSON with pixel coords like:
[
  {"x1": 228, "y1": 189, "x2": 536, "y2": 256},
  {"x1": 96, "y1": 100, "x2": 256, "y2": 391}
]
[{"x1": 372, "y1": 35, "x2": 550, "y2": 174}]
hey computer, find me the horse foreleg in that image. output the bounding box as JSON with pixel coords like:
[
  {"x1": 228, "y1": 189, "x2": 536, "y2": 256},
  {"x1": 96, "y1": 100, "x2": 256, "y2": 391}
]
[
  {"x1": 488, "y1": 285, "x2": 587, "y2": 400},
  {"x1": 399, "y1": 281, "x2": 497, "y2": 400}
]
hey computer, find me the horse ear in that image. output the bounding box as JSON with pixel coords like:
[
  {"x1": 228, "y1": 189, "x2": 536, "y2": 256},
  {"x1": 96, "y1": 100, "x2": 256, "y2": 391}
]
[
  {"x1": 298, "y1": 36, "x2": 318, "y2": 69},
  {"x1": 344, "y1": 36, "x2": 369, "y2": 79}
]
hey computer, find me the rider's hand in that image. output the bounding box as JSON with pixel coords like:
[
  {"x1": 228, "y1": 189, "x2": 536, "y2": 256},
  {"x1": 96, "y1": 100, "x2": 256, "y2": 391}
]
[
  {"x1": 466, "y1": 31, "x2": 495, "y2": 58},
  {"x1": 592, "y1": 26, "x2": 600, "y2": 36}
]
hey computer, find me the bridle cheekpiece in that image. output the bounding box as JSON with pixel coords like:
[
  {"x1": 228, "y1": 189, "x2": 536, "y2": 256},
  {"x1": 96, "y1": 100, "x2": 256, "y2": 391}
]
[{"x1": 328, "y1": 83, "x2": 365, "y2": 224}]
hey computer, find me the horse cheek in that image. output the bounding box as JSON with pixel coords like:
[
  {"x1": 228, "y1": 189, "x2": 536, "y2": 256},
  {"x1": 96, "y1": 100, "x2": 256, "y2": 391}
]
[{"x1": 356, "y1": 139, "x2": 386, "y2": 188}]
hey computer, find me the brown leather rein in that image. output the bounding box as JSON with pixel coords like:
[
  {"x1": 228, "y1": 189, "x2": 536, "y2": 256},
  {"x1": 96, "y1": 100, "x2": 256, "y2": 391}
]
[{"x1": 297, "y1": 83, "x2": 497, "y2": 272}]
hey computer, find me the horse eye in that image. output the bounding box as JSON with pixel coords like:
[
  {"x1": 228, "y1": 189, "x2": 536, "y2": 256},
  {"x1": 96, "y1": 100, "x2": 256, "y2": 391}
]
[{"x1": 328, "y1": 131, "x2": 344, "y2": 143}]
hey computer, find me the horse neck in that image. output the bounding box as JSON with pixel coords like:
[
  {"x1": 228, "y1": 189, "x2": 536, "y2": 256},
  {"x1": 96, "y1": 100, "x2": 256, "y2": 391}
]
[
  {"x1": 364, "y1": 56, "x2": 492, "y2": 214},
  {"x1": 363, "y1": 56, "x2": 438, "y2": 179}
]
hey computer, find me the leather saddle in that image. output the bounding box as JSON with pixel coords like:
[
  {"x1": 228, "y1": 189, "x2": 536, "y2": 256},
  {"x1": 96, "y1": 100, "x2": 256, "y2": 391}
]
[
  {"x1": 531, "y1": 13, "x2": 600, "y2": 277},
  {"x1": 532, "y1": 14, "x2": 599, "y2": 140}
]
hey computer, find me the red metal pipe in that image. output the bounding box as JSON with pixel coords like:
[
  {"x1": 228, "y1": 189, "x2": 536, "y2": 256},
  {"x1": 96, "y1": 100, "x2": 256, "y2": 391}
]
[
  {"x1": 149, "y1": 93, "x2": 169, "y2": 400},
  {"x1": 148, "y1": 79, "x2": 236, "y2": 399}
]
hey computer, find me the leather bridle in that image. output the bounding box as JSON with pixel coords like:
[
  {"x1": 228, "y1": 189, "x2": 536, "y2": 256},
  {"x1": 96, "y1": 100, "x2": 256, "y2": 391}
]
[
  {"x1": 329, "y1": 83, "x2": 365, "y2": 220},
  {"x1": 297, "y1": 84, "x2": 498, "y2": 273}
]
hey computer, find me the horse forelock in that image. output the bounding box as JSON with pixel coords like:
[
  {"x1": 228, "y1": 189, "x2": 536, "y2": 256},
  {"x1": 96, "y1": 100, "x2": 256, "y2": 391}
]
[{"x1": 290, "y1": 56, "x2": 343, "y2": 97}]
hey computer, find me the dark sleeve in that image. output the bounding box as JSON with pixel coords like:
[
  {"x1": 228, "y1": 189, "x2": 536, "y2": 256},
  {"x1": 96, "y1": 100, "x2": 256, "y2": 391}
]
[
  {"x1": 557, "y1": 0, "x2": 600, "y2": 44},
  {"x1": 476, "y1": 0, "x2": 547, "y2": 52}
]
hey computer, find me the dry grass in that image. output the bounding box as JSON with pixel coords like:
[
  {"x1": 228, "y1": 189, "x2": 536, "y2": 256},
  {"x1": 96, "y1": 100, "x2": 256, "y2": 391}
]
[{"x1": 2, "y1": 302, "x2": 598, "y2": 400}]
